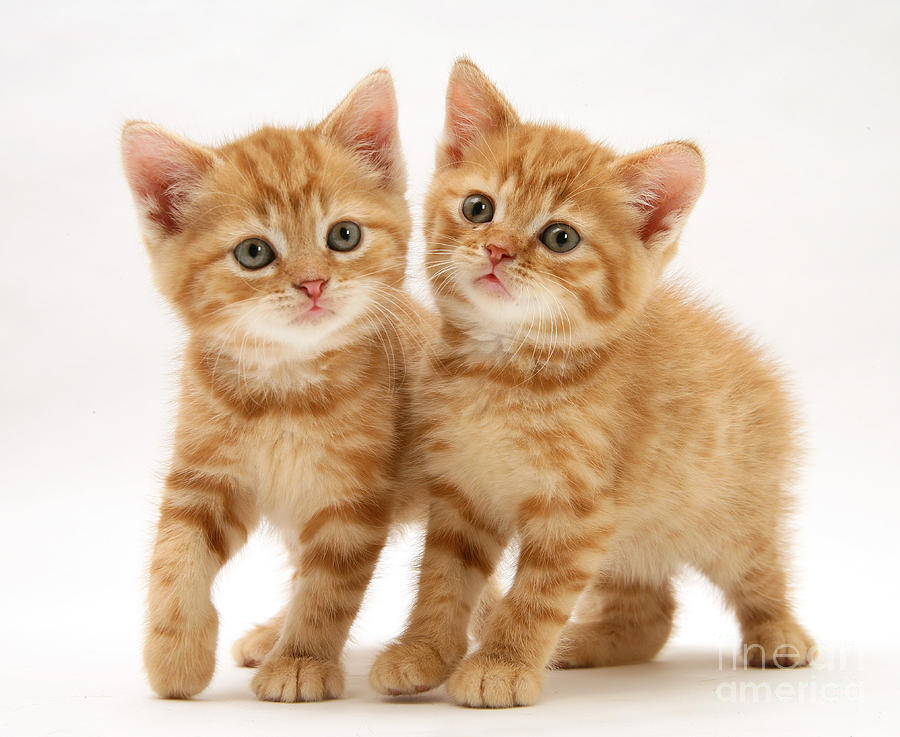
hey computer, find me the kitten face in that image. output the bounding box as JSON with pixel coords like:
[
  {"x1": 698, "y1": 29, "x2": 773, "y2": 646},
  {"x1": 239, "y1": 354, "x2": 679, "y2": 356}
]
[
  {"x1": 123, "y1": 71, "x2": 409, "y2": 359},
  {"x1": 163, "y1": 128, "x2": 407, "y2": 356},
  {"x1": 426, "y1": 125, "x2": 647, "y2": 350},
  {"x1": 425, "y1": 60, "x2": 704, "y2": 353}
]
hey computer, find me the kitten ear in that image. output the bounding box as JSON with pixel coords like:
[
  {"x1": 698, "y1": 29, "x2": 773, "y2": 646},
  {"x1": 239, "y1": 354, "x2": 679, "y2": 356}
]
[
  {"x1": 317, "y1": 69, "x2": 405, "y2": 191},
  {"x1": 121, "y1": 122, "x2": 216, "y2": 239},
  {"x1": 439, "y1": 58, "x2": 520, "y2": 167},
  {"x1": 614, "y1": 142, "x2": 705, "y2": 254}
]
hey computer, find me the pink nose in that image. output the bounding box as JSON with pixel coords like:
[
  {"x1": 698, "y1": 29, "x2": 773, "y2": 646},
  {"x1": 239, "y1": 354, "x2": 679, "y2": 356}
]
[
  {"x1": 485, "y1": 244, "x2": 513, "y2": 265},
  {"x1": 295, "y1": 279, "x2": 327, "y2": 300}
]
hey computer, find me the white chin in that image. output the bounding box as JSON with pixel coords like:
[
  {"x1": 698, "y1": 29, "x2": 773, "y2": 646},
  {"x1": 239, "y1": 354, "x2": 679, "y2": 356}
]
[
  {"x1": 236, "y1": 311, "x2": 342, "y2": 355},
  {"x1": 464, "y1": 282, "x2": 522, "y2": 321},
  {"x1": 285, "y1": 302, "x2": 370, "y2": 353}
]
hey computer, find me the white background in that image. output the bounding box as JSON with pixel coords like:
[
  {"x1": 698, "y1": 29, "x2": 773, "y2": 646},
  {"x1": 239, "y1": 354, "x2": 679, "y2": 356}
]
[{"x1": 1, "y1": 1, "x2": 897, "y2": 735}]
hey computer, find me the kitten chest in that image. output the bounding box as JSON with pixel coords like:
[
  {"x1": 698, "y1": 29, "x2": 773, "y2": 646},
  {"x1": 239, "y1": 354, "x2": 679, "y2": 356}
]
[
  {"x1": 240, "y1": 405, "x2": 394, "y2": 533},
  {"x1": 422, "y1": 376, "x2": 608, "y2": 523}
]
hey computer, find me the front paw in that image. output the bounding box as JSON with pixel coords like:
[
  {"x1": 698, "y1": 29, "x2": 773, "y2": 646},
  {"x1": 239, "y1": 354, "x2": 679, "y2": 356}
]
[
  {"x1": 144, "y1": 617, "x2": 217, "y2": 699},
  {"x1": 251, "y1": 655, "x2": 344, "y2": 702},
  {"x1": 446, "y1": 651, "x2": 543, "y2": 708},
  {"x1": 370, "y1": 640, "x2": 455, "y2": 696}
]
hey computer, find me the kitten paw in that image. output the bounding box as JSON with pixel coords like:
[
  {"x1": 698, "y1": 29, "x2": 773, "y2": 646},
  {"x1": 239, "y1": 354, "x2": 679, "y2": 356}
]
[
  {"x1": 370, "y1": 640, "x2": 453, "y2": 696},
  {"x1": 551, "y1": 620, "x2": 670, "y2": 669},
  {"x1": 232, "y1": 618, "x2": 282, "y2": 667},
  {"x1": 550, "y1": 622, "x2": 597, "y2": 669},
  {"x1": 742, "y1": 620, "x2": 815, "y2": 668},
  {"x1": 251, "y1": 655, "x2": 344, "y2": 702},
  {"x1": 144, "y1": 618, "x2": 217, "y2": 698},
  {"x1": 446, "y1": 652, "x2": 543, "y2": 708}
]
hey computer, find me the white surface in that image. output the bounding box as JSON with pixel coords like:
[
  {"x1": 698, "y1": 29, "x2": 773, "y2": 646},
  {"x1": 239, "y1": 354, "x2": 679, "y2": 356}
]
[{"x1": 1, "y1": 1, "x2": 898, "y2": 735}]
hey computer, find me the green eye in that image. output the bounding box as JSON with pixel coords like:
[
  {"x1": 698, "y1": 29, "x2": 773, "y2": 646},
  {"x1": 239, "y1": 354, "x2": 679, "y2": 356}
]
[
  {"x1": 233, "y1": 238, "x2": 276, "y2": 269},
  {"x1": 462, "y1": 194, "x2": 494, "y2": 223},
  {"x1": 540, "y1": 223, "x2": 580, "y2": 253},
  {"x1": 327, "y1": 221, "x2": 362, "y2": 252}
]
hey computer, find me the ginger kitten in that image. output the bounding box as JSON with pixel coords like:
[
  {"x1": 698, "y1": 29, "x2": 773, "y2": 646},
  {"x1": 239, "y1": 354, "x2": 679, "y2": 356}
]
[
  {"x1": 122, "y1": 71, "x2": 427, "y2": 702},
  {"x1": 370, "y1": 59, "x2": 814, "y2": 708}
]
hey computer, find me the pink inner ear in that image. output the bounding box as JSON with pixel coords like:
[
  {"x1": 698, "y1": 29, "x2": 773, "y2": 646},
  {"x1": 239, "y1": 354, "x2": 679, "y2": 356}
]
[
  {"x1": 626, "y1": 146, "x2": 704, "y2": 244},
  {"x1": 442, "y1": 62, "x2": 517, "y2": 165},
  {"x1": 321, "y1": 73, "x2": 403, "y2": 188},
  {"x1": 122, "y1": 126, "x2": 209, "y2": 234},
  {"x1": 347, "y1": 93, "x2": 396, "y2": 167},
  {"x1": 445, "y1": 81, "x2": 490, "y2": 164}
]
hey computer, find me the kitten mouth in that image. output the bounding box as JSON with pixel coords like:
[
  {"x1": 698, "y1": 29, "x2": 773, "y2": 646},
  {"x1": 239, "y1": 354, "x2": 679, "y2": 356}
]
[
  {"x1": 291, "y1": 303, "x2": 332, "y2": 324},
  {"x1": 476, "y1": 271, "x2": 512, "y2": 297}
]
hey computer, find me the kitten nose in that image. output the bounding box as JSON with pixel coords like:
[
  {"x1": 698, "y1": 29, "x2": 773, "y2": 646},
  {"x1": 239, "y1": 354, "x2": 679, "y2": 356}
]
[
  {"x1": 294, "y1": 279, "x2": 327, "y2": 300},
  {"x1": 485, "y1": 244, "x2": 514, "y2": 265}
]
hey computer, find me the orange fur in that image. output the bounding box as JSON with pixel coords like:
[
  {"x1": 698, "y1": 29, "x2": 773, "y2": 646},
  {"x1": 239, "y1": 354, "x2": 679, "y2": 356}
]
[
  {"x1": 371, "y1": 59, "x2": 814, "y2": 708},
  {"x1": 122, "y1": 70, "x2": 429, "y2": 701}
]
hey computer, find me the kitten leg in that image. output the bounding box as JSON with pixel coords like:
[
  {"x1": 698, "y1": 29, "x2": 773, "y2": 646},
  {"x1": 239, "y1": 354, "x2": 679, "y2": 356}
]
[
  {"x1": 468, "y1": 575, "x2": 505, "y2": 643},
  {"x1": 551, "y1": 575, "x2": 675, "y2": 668},
  {"x1": 708, "y1": 545, "x2": 815, "y2": 668},
  {"x1": 446, "y1": 506, "x2": 611, "y2": 708},
  {"x1": 370, "y1": 481, "x2": 509, "y2": 696},
  {"x1": 145, "y1": 469, "x2": 256, "y2": 698},
  {"x1": 232, "y1": 612, "x2": 284, "y2": 667},
  {"x1": 251, "y1": 495, "x2": 389, "y2": 702}
]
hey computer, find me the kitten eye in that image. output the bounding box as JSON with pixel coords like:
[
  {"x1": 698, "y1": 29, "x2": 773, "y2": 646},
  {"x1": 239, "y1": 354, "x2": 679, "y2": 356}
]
[
  {"x1": 233, "y1": 238, "x2": 276, "y2": 269},
  {"x1": 462, "y1": 194, "x2": 494, "y2": 224},
  {"x1": 540, "y1": 223, "x2": 581, "y2": 253},
  {"x1": 327, "y1": 221, "x2": 362, "y2": 252}
]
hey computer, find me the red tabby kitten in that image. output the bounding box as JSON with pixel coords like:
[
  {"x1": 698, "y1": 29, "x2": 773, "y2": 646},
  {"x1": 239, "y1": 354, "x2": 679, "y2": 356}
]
[
  {"x1": 370, "y1": 59, "x2": 814, "y2": 708},
  {"x1": 122, "y1": 70, "x2": 427, "y2": 702}
]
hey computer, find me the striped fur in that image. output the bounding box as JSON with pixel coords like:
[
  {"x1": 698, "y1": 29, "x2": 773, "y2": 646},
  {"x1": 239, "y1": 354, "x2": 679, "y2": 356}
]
[
  {"x1": 123, "y1": 71, "x2": 430, "y2": 701},
  {"x1": 370, "y1": 59, "x2": 814, "y2": 708}
]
